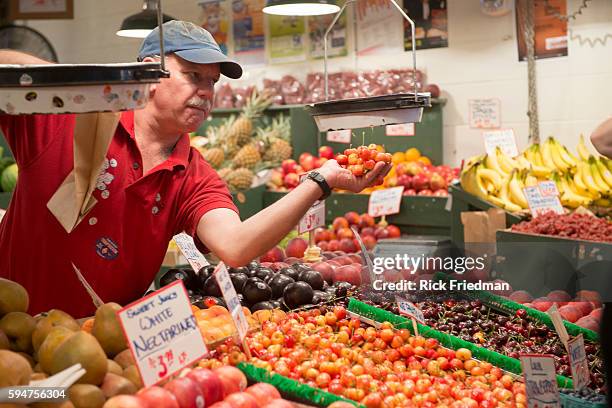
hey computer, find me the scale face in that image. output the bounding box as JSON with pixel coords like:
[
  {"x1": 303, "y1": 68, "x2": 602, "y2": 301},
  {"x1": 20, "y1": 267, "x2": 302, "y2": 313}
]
[
  {"x1": 0, "y1": 63, "x2": 167, "y2": 115},
  {"x1": 306, "y1": 93, "x2": 431, "y2": 131}
]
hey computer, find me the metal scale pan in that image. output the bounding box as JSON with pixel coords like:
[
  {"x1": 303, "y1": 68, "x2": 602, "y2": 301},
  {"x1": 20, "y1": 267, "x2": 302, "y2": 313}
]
[
  {"x1": 0, "y1": 62, "x2": 168, "y2": 115},
  {"x1": 305, "y1": 0, "x2": 431, "y2": 131}
]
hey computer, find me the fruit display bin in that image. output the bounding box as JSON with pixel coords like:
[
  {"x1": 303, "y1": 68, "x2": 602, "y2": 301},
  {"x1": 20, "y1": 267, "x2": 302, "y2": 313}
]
[
  {"x1": 237, "y1": 362, "x2": 361, "y2": 408},
  {"x1": 200, "y1": 100, "x2": 445, "y2": 166},
  {"x1": 495, "y1": 229, "x2": 612, "y2": 301},
  {"x1": 264, "y1": 191, "x2": 451, "y2": 236},
  {"x1": 347, "y1": 298, "x2": 574, "y2": 388},
  {"x1": 449, "y1": 184, "x2": 524, "y2": 247},
  {"x1": 233, "y1": 184, "x2": 266, "y2": 220},
  {"x1": 560, "y1": 392, "x2": 608, "y2": 408}
]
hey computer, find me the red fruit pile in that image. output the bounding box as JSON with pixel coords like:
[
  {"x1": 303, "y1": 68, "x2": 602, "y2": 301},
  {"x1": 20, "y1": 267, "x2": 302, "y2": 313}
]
[
  {"x1": 388, "y1": 161, "x2": 459, "y2": 197},
  {"x1": 510, "y1": 212, "x2": 612, "y2": 242},
  {"x1": 336, "y1": 145, "x2": 392, "y2": 176},
  {"x1": 315, "y1": 212, "x2": 401, "y2": 253}
]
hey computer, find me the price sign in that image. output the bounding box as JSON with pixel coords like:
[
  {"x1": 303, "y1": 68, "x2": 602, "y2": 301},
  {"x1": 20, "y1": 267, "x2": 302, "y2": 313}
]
[
  {"x1": 327, "y1": 129, "x2": 352, "y2": 144},
  {"x1": 547, "y1": 304, "x2": 570, "y2": 349},
  {"x1": 395, "y1": 296, "x2": 425, "y2": 323},
  {"x1": 298, "y1": 200, "x2": 326, "y2": 234},
  {"x1": 524, "y1": 185, "x2": 564, "y2": 218},
  {"x1": 214, "y1": 263, "x2": 249, "y2": 340},
  {"x1": 386, "y1": 123, "x2": 415, "y2": 136},
  {"x1": 568, "y1": 334, "x2": 590, "y2": 390},
  {"x1": 117, "y1": 280, "x2": 208, "y2": 388},
  {"x1": 469, "y1": 98, "x2": 501, "y2": 129},
  {"x1": 520, "y1": 354, "x2": 561, "y2": 408},
  {"x1": 368, "y1": 186, "x2": 404, "y2": 217},
  {"x1": 173, "y1": 233, "x2": 209, "y2": 271},
  {"x1": 483, "y1": 129, "x2": 518, "y2": 158}
]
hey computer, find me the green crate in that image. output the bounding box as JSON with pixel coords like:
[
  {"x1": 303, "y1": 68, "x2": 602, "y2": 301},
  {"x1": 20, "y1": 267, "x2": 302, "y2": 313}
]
[
  {"x1": 449, "y1": 184, "x2": 524, "y2": 247},
  {"x1": 0, "y1": 191, "x2": 12, "y2": 208},
  {"x1": 560, "y1": 392, "x2": 608, "y2": 408},
  {"x1": 232, "y1": 184, "x2": 265, "y2": 220},
  {"x1": 263, "y1": 191, "x2": 450, "y2": 236}
]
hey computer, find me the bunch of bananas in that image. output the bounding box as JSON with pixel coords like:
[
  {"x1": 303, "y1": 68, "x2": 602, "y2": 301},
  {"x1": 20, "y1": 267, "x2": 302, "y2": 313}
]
[{"x1": 461, "y1": 136, "x2": 612, "y2": 212}]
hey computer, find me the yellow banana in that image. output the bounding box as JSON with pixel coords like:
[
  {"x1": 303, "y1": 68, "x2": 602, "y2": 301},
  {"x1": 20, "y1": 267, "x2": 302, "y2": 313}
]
[
  {"x1": 530, "y1": 144, "x2": 545, "y2": 167},
  {"x1": 484, "y1": 152, "x2": 508, "y2": 176},
  {"x1": 461, "y1": 165, "x2": 489, "y2": 201},
  {"x1": 579, "y1": 161, "x2": 605, "y2": 195},
  {"x1": 577, "y1": 134, "x2": 591, "y2": 161},
  {"x1": 561, "y1": 191, "x2": 590, "y2": 209},
  {"x1": 554, "y1": 139, "x2": 578, "y2": 168},
  {"x1": 497, "y1": 176, "x2": 523, "y2": 212},
  {"x1": 551, "y1": 172, "x2": 565, "y2": 195},
  {"x1": 547, "y1": 138, "x2": 570, "y2": 172},
  {"x1": 524, "y1": 172, "x2": 538, "y2": 187},
  {"x1": 540, "y1": 139, "x2": 558, "y2": 171},
  {"x1": 496, "y1": 147, "x2": 519, "y2": 173},
  {"x1": 508, "y1": 170, "x2": 529, "y2": 209},
  {"x1": 568, "y1": 172, "x2": 599, "y2": 200},
  {"x1": 464, "y1": 154, "x2": 485, "y2": 170},
  {"x1": 589, "y1": 157, "x2": 611, "y2": 193},
  {"x1": 594, "y1": 158, "x2": 612, "y2": 187},
  {"x1": 477, "y1": 167, "x2": 502, "y2": 192},
  {"x1": 594, "y1": 198, "x2": 611, "y2": 207},
  {"x1": 604, "y1": 157, "x2": 612, "y2": 173}
]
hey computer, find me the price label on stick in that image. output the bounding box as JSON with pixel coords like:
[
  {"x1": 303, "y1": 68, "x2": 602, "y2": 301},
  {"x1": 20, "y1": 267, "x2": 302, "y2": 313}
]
[
  {"x1": 483, "y1": 129, "x2": 519, "y2": 158},
  {"x1": 520, "y1": 354, "x2": 561, "y2": 408},
  {"x1": 547, "y1": 305, "x2": 570, "y2": 350},
  {"x1": 395, "y1": 296, "x2": 425, "y2": 323},
  {"x1": 173, "y1": 233, "x2": 209, "y2": 271},
  {"x1": 368, "y1": 186, "x2": 404, "y2": 217},
  {"x1": 524, "y1": 185, "x2": 564, "y2": 218},
  {"x1": 117, "y1": 280, "x2": 208, "y2": 388},
  {"x1": 215, "y1": 263, "x2": 249, "y2": 341},
  {"x1": 298, "y1": 200, "x2": 326, "y2": 234},
  {"x1": 568, "y1": 334, "x2": 590, "y2": 390},
  {"x1": 327, "y1": 129, "x2": 352, "y2": 144}
]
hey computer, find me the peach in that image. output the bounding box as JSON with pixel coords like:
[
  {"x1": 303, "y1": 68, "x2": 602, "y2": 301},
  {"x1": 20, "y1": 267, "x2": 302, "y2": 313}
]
[
  {"x1": 569, "y1": 301, "x2": 593, "y2": 316},
  {"x1": 285, "y1": 238, "x2": 308, "y2": 259},
  {"x1": 575, "y1": 316, "x2": 600, "y2": 332},
  {"x1": 509, "y1": 290, "x2": 533, "y2": 304},
  {"x1": 558, "y1": 305, "x2": 582, "y2": 323},
  {"x1": 590, "y1": 308, "x2": 603, "y2": 321},
  {"x1": 532, "y1": 298, "x2": 553, "y2": 312},
  {"x1": 547, "y1": 290, "x2": 571, "y2": 305}
]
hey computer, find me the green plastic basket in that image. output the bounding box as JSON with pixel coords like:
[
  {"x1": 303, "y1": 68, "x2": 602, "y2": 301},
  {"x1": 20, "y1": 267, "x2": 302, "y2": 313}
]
[
  {"x1": 347, "y1": 298, "x2": 574, "y2": 389},
  {"x1": 236, "y1": 362, "x2": 362, "y2": 407}
]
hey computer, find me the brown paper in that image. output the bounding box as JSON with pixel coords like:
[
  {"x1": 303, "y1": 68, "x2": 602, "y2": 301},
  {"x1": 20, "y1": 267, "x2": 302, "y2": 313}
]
[
  {"x1": 461, "y1": 209, "x2": 506, "y2": 274},
  {"x1": 47, "y1": 112, "x2": 120, "y2": 233}
]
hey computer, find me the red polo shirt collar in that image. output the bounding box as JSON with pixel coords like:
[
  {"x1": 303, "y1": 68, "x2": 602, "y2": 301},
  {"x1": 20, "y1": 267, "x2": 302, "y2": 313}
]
[{"x1": 119, "y1": 110, "x2": 190, "y2": 171}]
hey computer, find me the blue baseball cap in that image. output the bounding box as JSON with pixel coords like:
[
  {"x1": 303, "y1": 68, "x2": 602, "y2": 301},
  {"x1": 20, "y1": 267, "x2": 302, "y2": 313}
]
[{"x1": 139, "y1": 20, "x2": 242, "y2": 79}]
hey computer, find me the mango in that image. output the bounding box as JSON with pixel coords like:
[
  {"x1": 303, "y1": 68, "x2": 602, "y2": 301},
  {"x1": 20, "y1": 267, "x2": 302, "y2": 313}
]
[
  {"x1": 49, "y1": 332, "x2": 107, "y2": 385},
  {"x1": 122, "y1": 365, "x2": 143, "y2": 389},
  {"x1": 92, "y1": 303, "x2": 127, "y2": 358},
  {"x1": 0, "y1": 278, "x2": 28, "y2": 317},
  {"x1": 113, "y1": 349, "x2": 134, "y2": 369},
  {"x1": 0, "y1": 349, "x2": 32, "y2": 387},
  {"x1": 0, "y1": 312, "x2": 35, "y2": 353}
]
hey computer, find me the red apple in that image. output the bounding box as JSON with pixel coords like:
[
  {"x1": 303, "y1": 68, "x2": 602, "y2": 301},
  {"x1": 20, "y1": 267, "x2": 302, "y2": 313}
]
[
  {"x1": 299, "y1": 153, "x2": 316, "y2": 171},
  {"x1": 425, "y1": 84, "x2": 440, "y2": 98},
  {"x1": 429, "y1": 173, "x2": 447, "y2": 191},
  {"x1": 104, "y1": 395, "x2": 148, "y2": 408},
  {"x1": 374, "y1": 227, "x2": 390, "y2": 240},
  {"x1": 417, "y1": 189, "x2": 433, "y2": 196},
  {"x1": 319, "y1": 146, "x2": 335, "y2": 160},
  {"x1": 245, "y1": 383, "x2": 281, "y2": 407},
  {"x1": 397, "y1": 174, "x2": 412, "y2": 188},
  {"x1": 395, "y1": 163, "x2": 409, "y2": 177},
  {"x1": 405, "y1": 162, "x2": 423, "y2": 176},
  {"x1": 260, "y1": 246, "x2": 285, "y2": 263},
  {"x1": 224, "y1": 392, "x2": 259, "y2": 408},
  {"x1": 339, "y1": 238, "x2": 357, "y2": 253},
  {"x1": 285, "y1": 237, "x2": 308, "y2": 258},
  {"x1": 137, "y1": 386, "x2": 179, "y2": 408},
  {"x1": 164, "y1": 378, "x2": 205, "y2": 408},
  {"x1": 283, "y1": 173, "x2": 299, "y2": 189},
  {"x1": 311, "y1": 261, "x2": 335, "y2": 284},
  {"x1": 362, "y1": 235, "x2": 377, "y2": 250},
  {"x1": 213, "y1": 366, "x2": 248, "y2": 397},
  {"x1": 186, "y1": 368, "x2": 224, "y2": 406},
  {"x1": 403, "y1": 188, "x2": 417, "y2": 196},
  {"x1": 359, "y1": 214, "x2": 376, "y2": 229},
  {"x1": 281, "y1": 159, "x2": 298, "y2": 174},
  {"x1": 344, "y1": 211, "x2": 361, "y2": 226},
  {"x1": 411, "y1": 173, "x2": 430, "y2": 191},
  {"x1": 332, "y1": 217, "x2": 349, "y2": 231},
  {"x1": 334, "y1": 264, "x2": 362, "y2": 286},
  {"x1": 262, "y1": 400, "x2": 294, "y2": 408},
  {"x1": 268, "y1": 169, "x2": 284, "y2": 188},
  {"x1": 433, "y1": 189, "x2": 448, "y2": 197}
]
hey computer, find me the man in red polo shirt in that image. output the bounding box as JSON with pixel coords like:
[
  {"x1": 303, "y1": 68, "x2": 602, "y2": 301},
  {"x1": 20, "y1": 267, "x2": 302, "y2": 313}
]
[{"x1": 0, "y1": 21, "x2": 390, "y2": 317}]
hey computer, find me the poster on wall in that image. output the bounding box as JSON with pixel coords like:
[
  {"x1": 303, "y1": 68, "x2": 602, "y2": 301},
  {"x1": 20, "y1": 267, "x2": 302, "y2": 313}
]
[
  {"x1": 403, "y1": 0, "x2": 448, "y2": 50},
  {"x1": 232, "y1": 0, "x2": 266, "y2": 65},
  {"x1": 199, "y1": 0, "x2": 230, "y2": 55},
  {"x1": 516, "y1": 0, "x2": 567, "y2": 61},
  {"x1": 308, "y1": 11, "x2": 348, "y2": 59},
  {"x1": 356, "y1": 0, "x2": 404, "y2": 56},
  {"x1": 268, "y1": 15, "x2": 307, "y2": 64}
]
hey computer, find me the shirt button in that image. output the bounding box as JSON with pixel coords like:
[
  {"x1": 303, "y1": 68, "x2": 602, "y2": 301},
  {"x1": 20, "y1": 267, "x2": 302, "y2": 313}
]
[
  {"x1": 89, "y1": 217, "x2": 98, "y2": 225},
  {"x1": 133, "y1": 162, "x2": 140, "y2": 170},
  {"x1": 152, "y1": 206, "x2": 159, "y2": 215}
]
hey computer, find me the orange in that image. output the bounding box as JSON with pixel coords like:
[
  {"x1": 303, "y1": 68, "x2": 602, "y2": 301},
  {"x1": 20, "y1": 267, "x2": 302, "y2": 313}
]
[
  {"x1": 404, "y1": 147, "x2": 421, "y2": 161},
  {"x1": 391, "y1": 152, "x2": 406, "y2": 164},
  {"x1": 417, "y1": 156, "x2": 431, "y2": 166}
]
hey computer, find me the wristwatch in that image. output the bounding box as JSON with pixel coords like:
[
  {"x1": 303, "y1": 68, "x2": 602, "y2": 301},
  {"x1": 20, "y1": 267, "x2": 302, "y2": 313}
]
[{"x1": 306, "y1": 171, "x2": 332, "y2": 200}]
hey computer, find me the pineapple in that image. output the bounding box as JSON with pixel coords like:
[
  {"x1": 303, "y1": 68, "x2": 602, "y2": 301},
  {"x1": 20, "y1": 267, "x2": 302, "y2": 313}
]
[
  {"x1": 217, "y1": 167, "x2": 232, "y2": 180},
  {"x1": 225, "y1": 91, "x2": 272, "y2": 151},
  {"x1": 260, "y1": 115, "x2": 292, "y2": 163},
  {"x1": 202, "y1": 147, "x2": 225, "y2": 169},
  {"x1": 232, "y1": 143, "x2": 261, "y2": 169},
  {"x1": 225, "y1": 168, "x2": 254, "y2": 191}
]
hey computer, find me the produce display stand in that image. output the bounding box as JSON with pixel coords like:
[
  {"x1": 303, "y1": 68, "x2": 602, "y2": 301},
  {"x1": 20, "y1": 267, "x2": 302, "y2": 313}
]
[
  {"x1": 199, "y1": 100, "x2": 445, "y2": 165},
  {"x1": 495, "y1": 229, "x2": 612, "y2": 301},
  {"x1": 449, "y1": 184, "x2": 524, "y2": 247},
  {"x1": 264, "y1": 191, "x2": 451, "y2": 236}
]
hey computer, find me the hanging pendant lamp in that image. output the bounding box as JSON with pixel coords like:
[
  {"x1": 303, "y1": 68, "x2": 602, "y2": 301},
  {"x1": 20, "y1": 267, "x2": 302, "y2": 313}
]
[{"x1": 117, "y1": 0, "x2": 176, "y2": 38}]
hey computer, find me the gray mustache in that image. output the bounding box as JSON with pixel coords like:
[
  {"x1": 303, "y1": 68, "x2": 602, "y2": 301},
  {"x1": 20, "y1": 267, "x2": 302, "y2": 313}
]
[{"x1": 187, "y1": 98, "x2": 211, "y2": 111}]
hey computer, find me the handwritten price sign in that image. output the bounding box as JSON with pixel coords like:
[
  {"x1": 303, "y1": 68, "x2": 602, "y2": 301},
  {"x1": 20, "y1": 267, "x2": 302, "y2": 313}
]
[
  {"x1": 298, "y1": 201, "x2": 326, "y2": 234},
  {"x1": 524, "y1": 185, "x2": 564, "y2": 218},
  {"x1": 469, "y1": 98, "x2": 501, "y2": 129},
  {"x1": 215, "y1": 263, "x2": 249, "y2": 340},
  {"x1": 327, "y1": 129, "x2": 352, "y2": 144},
  {"x1": 483, "y1": 129, "x2": 519, "y2": 158},
  {"x1": 368, "y1": 186, "x2": 404, "y2": 217},
  {"x1": 173, "y1": 233, "x2": 209, "y2": 271},
  {"x1": 520, "y1": 354, "x2": 561, "y2": 408},
  {"x1": 386, "y1": 123, "x2": 415, "y2": 136},
  {"x1": 117, "y1": 280, "x2": 208, "y2": 387},
  {"x1": 568, "y1": 334, "x2": 590, "y2": 390},
  {"x1": 395, "y1": 296, "x2": 425, "y2": 323}
]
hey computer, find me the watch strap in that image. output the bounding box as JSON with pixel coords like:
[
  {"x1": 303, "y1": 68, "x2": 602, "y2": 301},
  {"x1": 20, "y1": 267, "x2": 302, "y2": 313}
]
[{"x1": 307, "y1": 171, "x2": 332, "y2": 200}]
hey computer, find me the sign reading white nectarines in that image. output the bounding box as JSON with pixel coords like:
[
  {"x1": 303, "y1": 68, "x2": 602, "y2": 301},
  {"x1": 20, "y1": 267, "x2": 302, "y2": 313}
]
[{"x1": 117, "y1": 280, "x2": 208, "y2": 387}]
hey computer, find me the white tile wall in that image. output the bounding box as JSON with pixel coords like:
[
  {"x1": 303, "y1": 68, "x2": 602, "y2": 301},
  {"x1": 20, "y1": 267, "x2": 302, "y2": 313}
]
[{"x1": 20, "y1": 0, "x2": 612, "y2": 165}]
